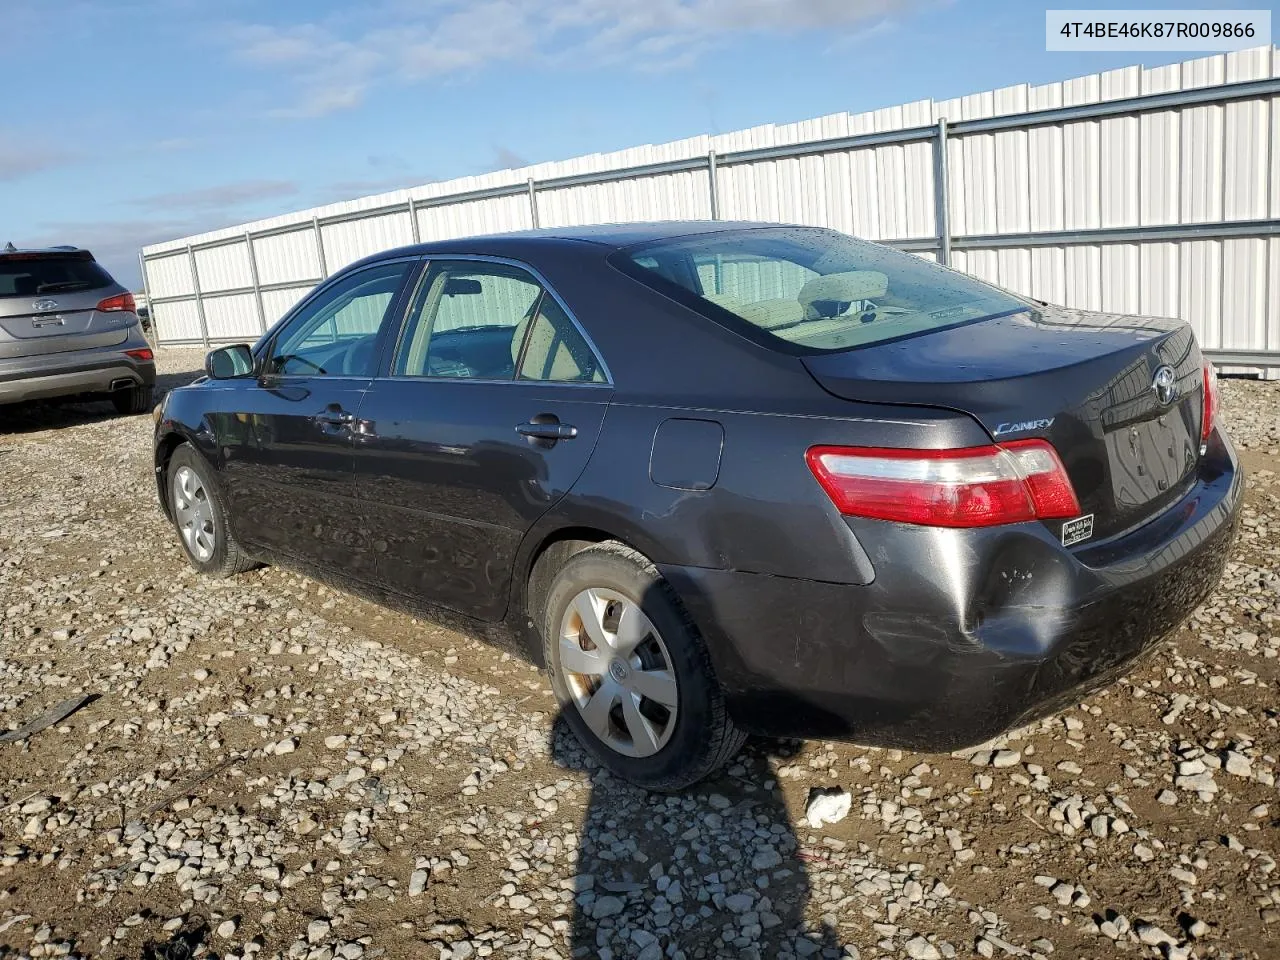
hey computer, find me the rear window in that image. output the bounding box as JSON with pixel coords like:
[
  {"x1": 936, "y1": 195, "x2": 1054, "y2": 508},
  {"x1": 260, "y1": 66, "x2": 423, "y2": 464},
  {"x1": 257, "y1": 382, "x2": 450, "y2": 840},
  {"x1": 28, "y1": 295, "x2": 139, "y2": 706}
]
[
  {"x1": 0, "y1": 255, "x2": 114, "y2": 298},
  {"x1": 611, "y1": 227, "x2": 1027, "y2": 354}
]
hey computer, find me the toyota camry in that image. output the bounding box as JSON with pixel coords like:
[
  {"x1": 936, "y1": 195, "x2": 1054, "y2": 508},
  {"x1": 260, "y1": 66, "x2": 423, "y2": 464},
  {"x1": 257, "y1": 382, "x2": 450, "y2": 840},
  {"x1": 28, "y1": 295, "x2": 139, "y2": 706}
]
[{"x1": 153, "y1": 222, "x2": 1242, "y2": 790}]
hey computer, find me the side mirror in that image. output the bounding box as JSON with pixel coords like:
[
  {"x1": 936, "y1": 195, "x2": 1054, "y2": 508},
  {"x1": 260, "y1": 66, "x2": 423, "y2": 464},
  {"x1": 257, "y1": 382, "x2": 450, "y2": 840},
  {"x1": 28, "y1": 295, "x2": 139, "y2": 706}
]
[{"x1": 205, "y1": 344, "x2": 255, "y2": 379}]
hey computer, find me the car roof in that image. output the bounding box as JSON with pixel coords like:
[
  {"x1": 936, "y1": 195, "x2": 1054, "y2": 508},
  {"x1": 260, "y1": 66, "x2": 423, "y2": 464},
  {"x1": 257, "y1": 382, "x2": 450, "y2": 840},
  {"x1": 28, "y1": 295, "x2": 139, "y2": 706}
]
[
  {"x1": 0, "y1": 244, "x2": 92, "y2": 257},
  {"x1": 398, "y1": 220, "x2": 797, "y2": 257}
]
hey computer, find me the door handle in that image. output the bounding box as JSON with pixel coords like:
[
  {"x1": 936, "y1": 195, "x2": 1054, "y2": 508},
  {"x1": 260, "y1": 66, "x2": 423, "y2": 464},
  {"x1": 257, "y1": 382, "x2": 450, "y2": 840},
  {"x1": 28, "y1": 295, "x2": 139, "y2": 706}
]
[
  {"x1": 516, "y1": 419, "x2": 578, "y2": 441},
  {"x1": 315, "y1": 406, "x2": 355, "y2": 428}
]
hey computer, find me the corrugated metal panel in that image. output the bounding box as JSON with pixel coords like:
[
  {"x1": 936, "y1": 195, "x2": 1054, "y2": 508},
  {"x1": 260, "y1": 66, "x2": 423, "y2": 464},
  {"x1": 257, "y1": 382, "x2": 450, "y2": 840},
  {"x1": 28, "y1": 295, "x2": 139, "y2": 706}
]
[
  {"x1": 194, "y1": 242, "x2": 253, "y2": 293},
  {"x1": 147, "y1": 253, "x2": 195, "y2": 299},
  {"x1": 261, "y1": 286, "x2": 311, "y2": 327},
  {"x1": 417, "y1": 194, "x2": 532, "y2": 242},
  {"x1": 537, "y1": 169, "x2": 711, "y2": 228},
  {"x1": 152, "y1": 299, "x2": 201, "y2": 342},
  {"x1": 1064, "y1": 246, "x2": 1102, "y2": 310},
  {"x1": 253, "y1": 229, "x2": 322, "y2": 286},
  {"x1": 1100, "y1": 244, "x2": 1140, "y2": 314},
  {"x1": 1031, "y1": 246, "x2": 1067, "y2": 304},
  {"x1": 1221, "y1": 238, "x2": 1267, "y2": 349},
  {"x1": 1180, "y1": 240, "x2": 1223, "y2": 347},
  {"x1": 1139, "y1": 242, "x2": 1180, "y2": 318},
  {"x1": 320, "y1": 213, "x2": 414, "y2": 274},
  {"x1": 201, "y1": 293, "x2": 259, "y2": 341}
]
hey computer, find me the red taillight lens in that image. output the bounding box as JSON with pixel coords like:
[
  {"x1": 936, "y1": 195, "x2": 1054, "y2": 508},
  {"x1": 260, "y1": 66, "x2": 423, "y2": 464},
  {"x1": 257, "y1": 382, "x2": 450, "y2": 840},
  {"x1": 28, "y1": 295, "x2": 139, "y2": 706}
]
[
  {"x1": 125, "y1": 348, "x2": 154, "y2": 362},
  {"x1": 806, "y1": 440, "x2": 1081, "y2": 528},
  {"x1": 96, "y1": 292, "x2": 136, "y2": 313},
  {"x1": 1201, "y1": 361, "x2": 1219, "y2": 443}
]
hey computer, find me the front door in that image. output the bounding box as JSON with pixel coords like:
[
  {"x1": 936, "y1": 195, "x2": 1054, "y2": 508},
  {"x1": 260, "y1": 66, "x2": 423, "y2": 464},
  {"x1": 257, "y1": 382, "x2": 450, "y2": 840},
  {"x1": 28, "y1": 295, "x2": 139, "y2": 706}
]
[
  {"x1": 355, "y1": 258, "x2": 612, "y2": 620},
  {"x1": 215, "y1": 259, "x2": 416, "y2": 577}
]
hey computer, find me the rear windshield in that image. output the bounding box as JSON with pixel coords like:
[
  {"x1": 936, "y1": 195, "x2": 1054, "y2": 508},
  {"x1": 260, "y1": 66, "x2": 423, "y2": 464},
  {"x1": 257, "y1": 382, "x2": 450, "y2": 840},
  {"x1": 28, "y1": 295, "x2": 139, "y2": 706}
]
[
  {"x1": 611, "y1": 227, "x2": 1027, "y2": 354},
  {"x1": 0, "y1": 255, "x2": 114, "y2": 298}
]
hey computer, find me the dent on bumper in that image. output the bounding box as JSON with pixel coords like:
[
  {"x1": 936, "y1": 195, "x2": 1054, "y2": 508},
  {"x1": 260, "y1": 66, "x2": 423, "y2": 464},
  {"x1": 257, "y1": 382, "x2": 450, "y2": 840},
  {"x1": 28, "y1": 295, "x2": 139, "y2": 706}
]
[{"x1": 661, "y1": 439, "x2": 1243, "y2": 751}]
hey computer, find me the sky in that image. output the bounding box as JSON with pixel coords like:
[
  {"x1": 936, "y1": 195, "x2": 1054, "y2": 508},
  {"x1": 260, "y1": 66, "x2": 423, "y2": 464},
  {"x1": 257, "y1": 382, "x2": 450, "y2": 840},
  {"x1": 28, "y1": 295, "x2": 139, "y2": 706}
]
[{"x1": 4, "y1": 0, "x2": 1276, "y2": 289}]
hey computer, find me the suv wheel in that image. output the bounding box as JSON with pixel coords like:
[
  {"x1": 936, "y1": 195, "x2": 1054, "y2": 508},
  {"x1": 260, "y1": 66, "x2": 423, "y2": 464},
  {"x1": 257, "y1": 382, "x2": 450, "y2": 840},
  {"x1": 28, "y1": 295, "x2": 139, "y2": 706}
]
[
  {"x1": 112, "y1": 383, "x2": 154, "y2": 415},
  {"x1": 541, "y1": 541, "x2": 746, "y2": 791},
  {"x1": 167, "y1": 444, "x2": 256, "y2": 578}
]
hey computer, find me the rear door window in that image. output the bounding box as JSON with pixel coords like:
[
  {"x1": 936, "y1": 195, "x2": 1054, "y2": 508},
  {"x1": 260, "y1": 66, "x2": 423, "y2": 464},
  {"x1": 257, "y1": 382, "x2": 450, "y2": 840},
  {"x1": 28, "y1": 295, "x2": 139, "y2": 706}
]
[{"x1": 0, "y1": 255, "x2": 114, "y2": 297}]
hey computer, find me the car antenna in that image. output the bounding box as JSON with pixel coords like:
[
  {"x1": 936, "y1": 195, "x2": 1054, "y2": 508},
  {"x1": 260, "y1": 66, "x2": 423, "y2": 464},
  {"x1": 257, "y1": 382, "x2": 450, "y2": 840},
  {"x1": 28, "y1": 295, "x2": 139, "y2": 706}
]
[{"x1": 2, "y1": 242, "x2": 15, "y2": 253}]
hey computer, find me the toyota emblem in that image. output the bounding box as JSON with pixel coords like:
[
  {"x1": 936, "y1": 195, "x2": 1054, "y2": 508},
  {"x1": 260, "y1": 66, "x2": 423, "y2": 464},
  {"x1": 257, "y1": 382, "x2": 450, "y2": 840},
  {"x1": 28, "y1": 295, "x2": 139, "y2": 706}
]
[{"x1": 1151, "y1": 365, "x2": 1178, "y2": 406}]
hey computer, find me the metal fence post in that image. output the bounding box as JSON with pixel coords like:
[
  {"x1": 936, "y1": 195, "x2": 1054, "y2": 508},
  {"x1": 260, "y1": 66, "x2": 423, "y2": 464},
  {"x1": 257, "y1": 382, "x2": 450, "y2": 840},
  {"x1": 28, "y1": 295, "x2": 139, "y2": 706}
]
[
  {"x1": 245, "y1": 233, "x2": 268, "y2": 334},
  {"x1": 137, "y1": 251, "x2": 157, "y2": 350},
  {"x1": 186, "y1": 245, "x2": 209, "y2": 347},
  {"x1": 934, "y1": 117, "x2": 952, "y2": 266},
  {"x1": 527, "y1": 178, "x2": 539, "y2": 228},
  {"x1": 408, "y1": 198, "x2": 421, "y2": 244},
  {"x1": 313, "y1": 217, "x2": 329, "y2": 277},
  {"x1": 708, "y1": 150, "x2": 720, "y2": 220}
]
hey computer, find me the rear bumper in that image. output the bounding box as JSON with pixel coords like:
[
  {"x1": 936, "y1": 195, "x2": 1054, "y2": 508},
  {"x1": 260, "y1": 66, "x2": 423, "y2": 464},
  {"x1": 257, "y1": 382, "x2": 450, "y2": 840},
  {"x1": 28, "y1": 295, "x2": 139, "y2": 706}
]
[
  {"x1": 0, "y1": 333, "x2": 156, "y2": 404},
  {"x1": 660, "y1": 432, "x2": 1243, "y2": 751}
]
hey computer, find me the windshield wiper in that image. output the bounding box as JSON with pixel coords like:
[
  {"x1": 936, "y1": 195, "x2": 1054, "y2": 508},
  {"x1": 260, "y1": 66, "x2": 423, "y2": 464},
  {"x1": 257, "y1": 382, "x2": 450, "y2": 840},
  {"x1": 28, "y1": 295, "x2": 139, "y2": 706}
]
[{"x1": 36, "y1": 281, "x2": 92, "y2": 293}]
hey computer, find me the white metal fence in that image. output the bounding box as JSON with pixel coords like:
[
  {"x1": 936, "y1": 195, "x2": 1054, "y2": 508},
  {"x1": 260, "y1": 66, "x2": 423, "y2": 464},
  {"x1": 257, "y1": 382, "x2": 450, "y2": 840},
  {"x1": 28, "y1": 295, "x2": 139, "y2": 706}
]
[{"x1": 142, "y1": 46, "x2": 1280, "y2": 371}]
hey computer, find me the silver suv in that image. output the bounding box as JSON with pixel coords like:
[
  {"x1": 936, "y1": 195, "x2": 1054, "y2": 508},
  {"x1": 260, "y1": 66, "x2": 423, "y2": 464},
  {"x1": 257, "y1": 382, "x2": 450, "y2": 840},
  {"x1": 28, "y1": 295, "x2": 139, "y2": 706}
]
[{"x1": 0, "y1": 245, "x2": 157, "y2": 414}]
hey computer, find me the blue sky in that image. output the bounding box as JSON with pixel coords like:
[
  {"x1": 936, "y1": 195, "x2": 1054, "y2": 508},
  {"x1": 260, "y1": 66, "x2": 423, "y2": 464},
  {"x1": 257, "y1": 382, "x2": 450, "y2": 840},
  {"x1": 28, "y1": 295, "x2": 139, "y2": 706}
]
[{"x1": 5, "y1": 0, "x2": 1275, "y2": 288}]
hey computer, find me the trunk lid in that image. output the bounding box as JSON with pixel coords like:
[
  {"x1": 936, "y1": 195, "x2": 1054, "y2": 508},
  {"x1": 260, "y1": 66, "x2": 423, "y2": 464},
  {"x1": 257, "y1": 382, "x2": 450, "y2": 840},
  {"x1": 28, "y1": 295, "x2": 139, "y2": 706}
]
[{"x1": 802, "y1": 305, "x2": 1205, "y2": 544}]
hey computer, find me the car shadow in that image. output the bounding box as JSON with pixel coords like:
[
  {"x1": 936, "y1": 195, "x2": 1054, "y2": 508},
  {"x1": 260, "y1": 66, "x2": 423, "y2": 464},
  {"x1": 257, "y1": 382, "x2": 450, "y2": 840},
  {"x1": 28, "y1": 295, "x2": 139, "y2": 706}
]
[
  {"x1": 0, "y1": 366, "x2": 202, "y2": 435},
  {"x1": 551, "y1": 714, "x2": 851, "y2": 959}
]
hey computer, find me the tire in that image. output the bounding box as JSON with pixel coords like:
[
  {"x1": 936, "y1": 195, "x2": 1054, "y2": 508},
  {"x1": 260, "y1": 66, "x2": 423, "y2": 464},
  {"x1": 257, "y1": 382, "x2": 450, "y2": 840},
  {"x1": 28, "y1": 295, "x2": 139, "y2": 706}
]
[
  {"x1": 112, "y1": 383, "x2": 154, "y2": 416},
  {"x1": 166, "y1": 444, "x2": 256, "y2": 578},
  {"x1": 541, "y1": 541, "x2": 746, "y2": 791}
]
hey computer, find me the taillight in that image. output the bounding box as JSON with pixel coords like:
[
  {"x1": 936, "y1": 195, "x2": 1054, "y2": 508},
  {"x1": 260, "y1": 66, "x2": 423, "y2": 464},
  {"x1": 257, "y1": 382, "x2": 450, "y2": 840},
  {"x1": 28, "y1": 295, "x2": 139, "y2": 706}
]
[
  {"x1": 806, "y1": 440, "x2": 1081, "y2": 528},
  {"x1": 96, "y1": 292, "x2": 136, "y2": 313},
  {"x1": 1201, "y1": 361, "x2": 1219, "y2": 443},
  {"x1": 125, "y1": 348, "x2": 154, "y2": 362}
]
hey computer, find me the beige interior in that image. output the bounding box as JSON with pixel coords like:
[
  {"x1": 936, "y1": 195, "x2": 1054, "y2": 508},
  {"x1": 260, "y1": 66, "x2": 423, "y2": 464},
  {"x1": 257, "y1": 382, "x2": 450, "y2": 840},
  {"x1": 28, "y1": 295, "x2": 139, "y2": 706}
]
[{"x1": 511, "y1": 304, "x2": 593, "y2": 381}]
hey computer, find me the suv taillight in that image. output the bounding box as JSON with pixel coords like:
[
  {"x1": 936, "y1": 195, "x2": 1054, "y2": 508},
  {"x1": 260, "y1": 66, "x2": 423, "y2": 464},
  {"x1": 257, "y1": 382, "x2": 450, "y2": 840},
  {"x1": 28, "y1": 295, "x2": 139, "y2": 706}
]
[
  {"x1": 806, "y1": 440, "x2": 1081, "y2": 528},
  {"x1": 96, "y1": 292, "x2": 135, "y2": 313},
  {"x1": 1201, "y1": 361, "x2": 1219, "y2": 444}
]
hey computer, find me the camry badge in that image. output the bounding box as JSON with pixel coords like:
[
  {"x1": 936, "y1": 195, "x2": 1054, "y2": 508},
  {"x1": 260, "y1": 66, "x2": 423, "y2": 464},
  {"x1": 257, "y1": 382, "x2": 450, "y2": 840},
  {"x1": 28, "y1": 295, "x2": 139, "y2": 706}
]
[
  {"x1": 992, "y1": 417, "x2": 1055, "y2": 437},
  {"x1": 1151, "y1": 365, "x2": 1178, "y2": 406}
]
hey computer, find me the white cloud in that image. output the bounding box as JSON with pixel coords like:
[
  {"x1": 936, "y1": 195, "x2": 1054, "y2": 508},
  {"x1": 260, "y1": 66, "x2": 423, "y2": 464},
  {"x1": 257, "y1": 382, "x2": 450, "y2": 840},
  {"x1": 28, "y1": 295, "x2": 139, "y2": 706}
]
[
  {"x1": 130, "y1": 179, "x2": 300, "y2": 211},
  {"x1": 0, "y1": 133, "x2": 76, "y2": 182},
  {"x1": 224, "y1": 0, "x2": 927, "y2": 117}
]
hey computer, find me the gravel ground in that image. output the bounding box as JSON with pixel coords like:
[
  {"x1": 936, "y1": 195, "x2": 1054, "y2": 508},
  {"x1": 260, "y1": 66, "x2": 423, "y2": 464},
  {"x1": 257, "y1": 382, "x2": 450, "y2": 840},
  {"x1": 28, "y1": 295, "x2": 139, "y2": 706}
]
[{"x1": 0, "y1": 348, "x2": 1278, "y2": 960}]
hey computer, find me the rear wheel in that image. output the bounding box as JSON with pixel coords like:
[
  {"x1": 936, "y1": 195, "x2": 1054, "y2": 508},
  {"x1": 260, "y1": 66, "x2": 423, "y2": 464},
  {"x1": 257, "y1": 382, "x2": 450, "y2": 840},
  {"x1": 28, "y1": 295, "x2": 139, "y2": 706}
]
[
  {"x1": 111, "y1": 382, "x2": 154, "y2": 415},
  {"x1": 541, "y1": 541, "x2": 745, "y2": 791},
  {"x1": 167, "y1": 444, "x2": 256, "y2": 578}
]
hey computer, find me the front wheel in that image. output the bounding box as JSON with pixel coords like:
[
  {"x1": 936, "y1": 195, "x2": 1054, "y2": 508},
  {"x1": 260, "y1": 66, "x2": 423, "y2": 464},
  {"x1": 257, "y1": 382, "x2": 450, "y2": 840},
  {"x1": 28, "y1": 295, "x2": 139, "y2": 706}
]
[
  {"x1": 541, "y1": 541, "x2": 745, "y2": 791},
  {"x1": 167, "y1": 444, "x2": 256, "y2": 578}
]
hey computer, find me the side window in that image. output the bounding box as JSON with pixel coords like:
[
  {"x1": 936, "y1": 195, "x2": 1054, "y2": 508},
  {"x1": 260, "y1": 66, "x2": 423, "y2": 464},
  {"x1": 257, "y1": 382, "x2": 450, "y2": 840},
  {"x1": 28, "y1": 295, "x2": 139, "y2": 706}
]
[
  {"x1": 268, "y1": 261, "x2": 410, "y2": 377},
  {"x1": 517, "y1": 296, "x2": 606, "y2": 383},
  {"x1": 395, "y1": 263, "x2": 543, "y2": 380}
]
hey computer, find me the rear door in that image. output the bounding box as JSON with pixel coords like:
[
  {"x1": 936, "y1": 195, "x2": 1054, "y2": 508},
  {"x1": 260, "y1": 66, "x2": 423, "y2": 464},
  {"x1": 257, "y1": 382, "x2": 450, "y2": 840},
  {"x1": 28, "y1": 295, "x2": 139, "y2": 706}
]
[
  {"x1": 355, "y1": 257, "x2": 612, "y2": 620},
  {"x1": 0, "y1": 252, "x2": 131, "y2": 359},
  {"x1": 215, "y1": 260, "x2": 416, "y2": 576}
]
